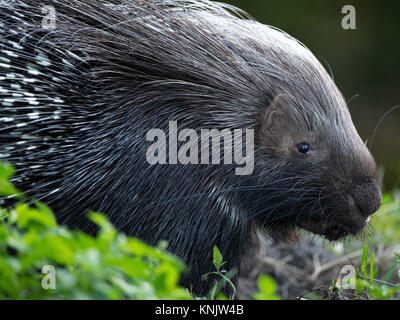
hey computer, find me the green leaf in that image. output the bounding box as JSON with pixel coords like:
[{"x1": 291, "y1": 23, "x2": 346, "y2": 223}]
[
  {"x1": 253, "y1": 275, "x2": 280, "y2": 300},
  {"x1": 361, "y1": 244, "x2": 368, "y2": 278},
  {"x1": 15, "y1": 203, "x2": 57, "y2": 229},
  {"x1": 0, "y1": 163, "x2": 22, "y2": 198},
  {"x1": 370, "y1": 252, "x2": 375, "y2": 284},
  {"x1": 213, "y1": 245, "x2": 223, "y2": 266}
]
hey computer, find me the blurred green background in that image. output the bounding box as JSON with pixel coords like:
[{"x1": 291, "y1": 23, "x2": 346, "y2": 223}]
[{"x1": 223, "y1": 0, "x2": 400, "y2": 189}]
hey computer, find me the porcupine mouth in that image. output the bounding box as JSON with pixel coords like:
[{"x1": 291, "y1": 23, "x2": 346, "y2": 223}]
[
  {"x1": 298, "y1": 216, "x2": 371, "y2": 241},
  {"x1": 297, "y1": 200, "x2": 371, "y2": 241}
]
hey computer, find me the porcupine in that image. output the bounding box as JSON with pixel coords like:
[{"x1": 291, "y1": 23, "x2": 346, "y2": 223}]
[{"x1": 0, "y1": 0, "x2": 382, "y2": 296}]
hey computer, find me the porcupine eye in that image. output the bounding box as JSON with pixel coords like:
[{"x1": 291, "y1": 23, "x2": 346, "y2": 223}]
[{"x1": 296, "y1": 143, "x2": 310, "y2": 154}]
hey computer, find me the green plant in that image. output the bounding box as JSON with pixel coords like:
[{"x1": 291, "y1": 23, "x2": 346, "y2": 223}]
[
  {"x1": 0, "y1": 163, "x2": 190, "y2": 300},
  {"x1": 201, "y1": 245, "x2": 237, "y2": 300},
  {"x1": 336, "y1": 245, "x2": 400, "y2": 300},
  {"x1": 201, "y1": 245, "x2": 281, "y2": 300}
]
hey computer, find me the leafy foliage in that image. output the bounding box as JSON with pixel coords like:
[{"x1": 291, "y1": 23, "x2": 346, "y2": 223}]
[
  {"x1": 355, "y1": 247, "x2": 399, "y2": 299},
  {"x1": 0, "y1": 163, "x2": 190, "y2": 300},
  {"x1": 335, "y1": 245, "x2": 400, "y2": 300}
]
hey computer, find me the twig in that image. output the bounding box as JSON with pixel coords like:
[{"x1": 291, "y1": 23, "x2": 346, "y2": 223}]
[{"x1": 309, "y1": 249, "x2": 363, "y2": 281}]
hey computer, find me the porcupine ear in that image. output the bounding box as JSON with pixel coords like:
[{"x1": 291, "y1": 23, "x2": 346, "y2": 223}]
[
  {"x1": 262, "y1": 94, "x2": 295, "y2": 136},
  {"x1": 261, "y1": 94, "x2": 302, "y2": 155}
]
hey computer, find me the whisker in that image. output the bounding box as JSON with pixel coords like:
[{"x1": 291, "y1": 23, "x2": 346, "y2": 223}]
[{"x1": 369, "y1": 105, "x2": 400, "y2": 151}]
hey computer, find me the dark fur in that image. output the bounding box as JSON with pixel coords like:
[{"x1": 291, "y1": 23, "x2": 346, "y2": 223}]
[{"x1": 0, "y1": 0, "x2": 381, "y2": 296}]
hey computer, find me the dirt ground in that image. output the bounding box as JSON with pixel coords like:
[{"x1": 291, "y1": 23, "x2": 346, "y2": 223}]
[{"x1": 237, "y1": 233, "x2": 399, "y2": 300}]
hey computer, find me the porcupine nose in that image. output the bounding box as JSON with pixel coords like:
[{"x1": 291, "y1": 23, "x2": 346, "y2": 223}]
[{"x1": 350, "y1": 179, "x2": 382, "y2": 217}]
